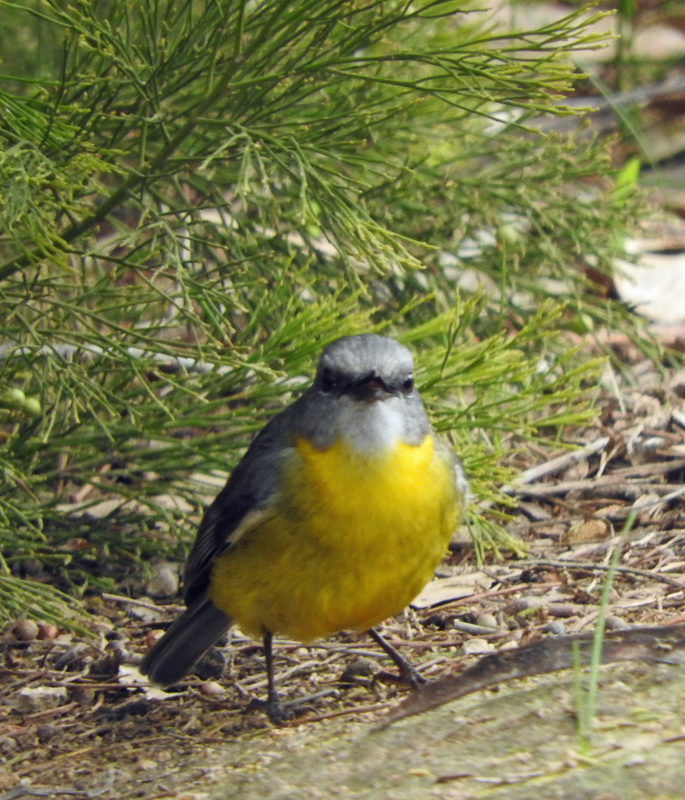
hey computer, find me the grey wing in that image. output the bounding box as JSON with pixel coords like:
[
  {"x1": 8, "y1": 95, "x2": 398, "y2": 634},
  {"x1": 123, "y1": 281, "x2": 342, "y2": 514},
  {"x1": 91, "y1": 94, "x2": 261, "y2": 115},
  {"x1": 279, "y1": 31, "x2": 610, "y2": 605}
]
[
  {"x1": 183, "y1": 484, "x2": 261, "y2": 605},
  {"x1": 182, "y1": 399, "x2": 302, "y2": 605}
]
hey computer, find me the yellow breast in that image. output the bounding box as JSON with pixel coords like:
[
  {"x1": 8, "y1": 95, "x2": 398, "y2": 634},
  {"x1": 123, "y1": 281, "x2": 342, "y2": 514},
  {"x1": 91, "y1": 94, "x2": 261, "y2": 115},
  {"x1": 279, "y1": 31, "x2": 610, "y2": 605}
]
[{"x1": 209, "y1": 434, "x2": 459, "y2": 641}]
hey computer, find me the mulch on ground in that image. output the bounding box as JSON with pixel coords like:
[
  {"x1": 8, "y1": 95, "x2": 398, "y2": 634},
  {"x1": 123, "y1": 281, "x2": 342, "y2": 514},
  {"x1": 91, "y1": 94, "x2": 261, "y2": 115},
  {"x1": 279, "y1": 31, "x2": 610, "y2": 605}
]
[{"x1": 2, "y1": 338, "x2": 685, "y2": 800}]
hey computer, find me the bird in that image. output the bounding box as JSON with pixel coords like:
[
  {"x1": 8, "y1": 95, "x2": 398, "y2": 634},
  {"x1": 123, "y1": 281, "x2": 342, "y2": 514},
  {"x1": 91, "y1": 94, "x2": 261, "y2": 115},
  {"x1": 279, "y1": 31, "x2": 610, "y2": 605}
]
[{"x1": 140, "y1": 333, "x2": 468, "y2": 722}]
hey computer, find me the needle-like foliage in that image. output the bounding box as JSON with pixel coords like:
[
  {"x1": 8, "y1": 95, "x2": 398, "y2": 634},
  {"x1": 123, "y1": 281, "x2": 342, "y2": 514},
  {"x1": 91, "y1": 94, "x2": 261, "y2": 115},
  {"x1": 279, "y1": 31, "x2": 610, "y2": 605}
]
[{"x1": 0, "y1": 0, "x2": 645, "y2": 622}]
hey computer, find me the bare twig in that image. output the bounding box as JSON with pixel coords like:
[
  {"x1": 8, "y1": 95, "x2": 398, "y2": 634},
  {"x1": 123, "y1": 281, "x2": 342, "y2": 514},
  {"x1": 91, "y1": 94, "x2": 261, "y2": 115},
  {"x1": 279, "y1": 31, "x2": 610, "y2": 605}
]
[
  {"x1": 377, "y1": 624, "x2": 685, "y2": 728},
  {"x1": 512, "y1": 436, "x2": 610, "y2": 486},
  {"x1": 509, "y1": 479, "x2": 685, "y2": 499},
  {"x1": 518, "y1": 558, "x2": 685, "y2": 590},
  {"x1": 100, "y1": 593, "x2": 184, "y2": 614}
]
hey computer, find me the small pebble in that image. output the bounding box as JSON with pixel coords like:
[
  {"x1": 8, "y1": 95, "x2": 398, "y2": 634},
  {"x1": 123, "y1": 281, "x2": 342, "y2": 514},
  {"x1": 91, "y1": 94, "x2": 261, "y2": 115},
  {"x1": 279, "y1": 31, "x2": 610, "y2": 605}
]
[
  {"x1": 200, "y1": 680, "x2": 226, "y2": 697},
  {"x1": 36, "y1": 724, "x2": 60, "y2": 743},
  {"x1": 0, "y1": 737, "x2": 18, "y2": 755},
  {"x1": 340, "y1": 657, "x2": 381, "y2": 683},
  {"x1": 146, "y1": 564, "x2": 179, "y2": 598},
  {"x1": 462, "y1": 638, "x2": 496, "y2": 656},
  {"x1": 475, "y1": 613, "x2": 498, "y2": 630},
  {"x1": 545, "y1": 621, "x2": 566, "y2": 635},
  {"x1": 504, "y1": 598, "x2": 532, "y2": 615},
  {"x1": 13, "y1": 619, "x2": 39, "y2": 641},
  {"x1": 11, "y1": 686, "x2": 68, "y2": 714},
  {"x1": 606, "y1": 615, "x2": 630, "y2": 631},
  {"x1": 145, "y1": 629, "x2": 166, "y2": 648},
  {"x1": 37, "y1": 623, "x2": 59, "y2": 640}
]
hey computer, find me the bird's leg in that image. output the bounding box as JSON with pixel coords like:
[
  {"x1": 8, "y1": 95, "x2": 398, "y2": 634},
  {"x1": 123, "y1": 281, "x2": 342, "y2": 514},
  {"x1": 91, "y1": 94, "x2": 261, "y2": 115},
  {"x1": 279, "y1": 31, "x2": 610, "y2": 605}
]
[
  {"x1": 256, "y1": 631, "x2": 338, "y2": 723},
  {"x1": 367, "y1": 627, "x2": 426, "y2": 688},
  {"x1": 262, "y1": 630, "x2": 288, "y2": 724}
]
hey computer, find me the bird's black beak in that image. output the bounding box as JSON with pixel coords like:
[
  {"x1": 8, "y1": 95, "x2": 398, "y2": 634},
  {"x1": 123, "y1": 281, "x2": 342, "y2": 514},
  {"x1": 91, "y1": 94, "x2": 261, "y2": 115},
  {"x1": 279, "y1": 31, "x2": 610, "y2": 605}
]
[{"x1": 350, "y1": 371, "x2": 395, "y2": 403}]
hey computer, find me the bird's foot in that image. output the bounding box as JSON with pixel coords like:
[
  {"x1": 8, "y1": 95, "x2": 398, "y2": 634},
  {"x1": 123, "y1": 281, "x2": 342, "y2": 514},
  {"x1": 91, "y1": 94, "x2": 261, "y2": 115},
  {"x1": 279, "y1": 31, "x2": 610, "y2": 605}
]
[
  {"x1": 248, "y1": 689, "x2": 340, "y2": 725},
  {"x1": 368, "y1": 627, "x2": 427, "y2": 689},
  {"x1": 396, "y1": 661, "x2": 427, "y2": 689}
]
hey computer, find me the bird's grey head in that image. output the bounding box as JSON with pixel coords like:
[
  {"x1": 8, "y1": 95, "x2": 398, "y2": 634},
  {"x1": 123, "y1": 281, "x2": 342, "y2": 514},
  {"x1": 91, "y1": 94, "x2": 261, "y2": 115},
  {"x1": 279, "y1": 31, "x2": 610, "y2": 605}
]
[
  {"x1": 294, "y1": 334, "x2": 430, "y2": 450},
  {"x1": 315, "y1": 334, "x2": 416, "y2": 402}
]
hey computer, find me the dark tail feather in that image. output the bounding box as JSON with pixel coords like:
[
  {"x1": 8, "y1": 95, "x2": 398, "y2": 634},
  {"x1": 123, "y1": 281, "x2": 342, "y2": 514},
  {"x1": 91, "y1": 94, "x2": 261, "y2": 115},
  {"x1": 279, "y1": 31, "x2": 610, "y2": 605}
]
[{"x1": 140, "y1": 597, "x2": 231, "y2": 686}]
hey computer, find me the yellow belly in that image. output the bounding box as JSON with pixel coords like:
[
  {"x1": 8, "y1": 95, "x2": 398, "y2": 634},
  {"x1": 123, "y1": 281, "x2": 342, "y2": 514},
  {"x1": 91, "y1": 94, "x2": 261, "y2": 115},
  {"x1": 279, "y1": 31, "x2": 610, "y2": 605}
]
[{"x1": 209, "y1": 434, "x2": 459, "y2": 641}]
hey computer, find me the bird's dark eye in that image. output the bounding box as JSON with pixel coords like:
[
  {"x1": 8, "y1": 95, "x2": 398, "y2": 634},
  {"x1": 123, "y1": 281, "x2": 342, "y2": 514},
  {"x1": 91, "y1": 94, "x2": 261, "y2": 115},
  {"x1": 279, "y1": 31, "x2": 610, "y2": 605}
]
[
  {"x1": 401, "y1": 376, "x2": 414, "y2": 394},
  {"x1": 320, "y1": 368, "x2": 338, "y2": 393}
]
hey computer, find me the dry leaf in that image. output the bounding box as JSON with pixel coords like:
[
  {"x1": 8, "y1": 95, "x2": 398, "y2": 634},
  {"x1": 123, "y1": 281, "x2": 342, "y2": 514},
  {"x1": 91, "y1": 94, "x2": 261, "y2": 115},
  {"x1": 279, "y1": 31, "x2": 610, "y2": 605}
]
[{"x1": 559, "y1": 519, "x2": 610, "y2": 544}]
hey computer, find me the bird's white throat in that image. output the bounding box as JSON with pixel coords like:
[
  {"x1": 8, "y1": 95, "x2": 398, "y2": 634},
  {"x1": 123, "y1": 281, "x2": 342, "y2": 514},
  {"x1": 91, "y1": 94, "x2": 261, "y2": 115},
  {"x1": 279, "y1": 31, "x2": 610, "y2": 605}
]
[{"x1": 336, "y1": 396, "x2": 408, "y2": 455}]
